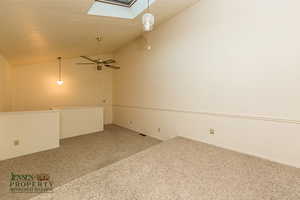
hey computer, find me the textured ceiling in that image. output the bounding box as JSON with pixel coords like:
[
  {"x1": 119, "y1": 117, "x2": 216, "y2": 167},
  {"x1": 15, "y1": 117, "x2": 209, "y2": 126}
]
[{"x1": 0, "y1": 0, "x2": 199, "y2": 65}]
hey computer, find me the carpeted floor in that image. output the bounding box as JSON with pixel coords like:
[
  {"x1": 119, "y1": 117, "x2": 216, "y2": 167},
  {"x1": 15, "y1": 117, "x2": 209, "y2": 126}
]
[
  {"x1": 31, "y1": 137, "x2": 300, "y2": 200},
  {"x1": 0, "y1": 125, "x2": 161, "y2": 200}
]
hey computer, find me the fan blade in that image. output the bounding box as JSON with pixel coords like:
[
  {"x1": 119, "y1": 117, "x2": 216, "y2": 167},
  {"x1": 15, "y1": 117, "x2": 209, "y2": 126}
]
[
  {"x1": 105, "y1": 65, "x2": 120, "y2": 69},
  {"x1": 76, "y1": 63, "x2": 96, "y2": 65},
  {"x1": 103, "y1": 59, "x2": 116, "y2": 64},
  {"x1": 80, "y1": 56, "x2": 98, "y2": 63}
]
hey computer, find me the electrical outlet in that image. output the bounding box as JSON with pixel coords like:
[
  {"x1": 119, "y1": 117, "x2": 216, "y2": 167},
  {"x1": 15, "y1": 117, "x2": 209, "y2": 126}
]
[
  {"x1": 14, "y1": 140, "x2": 20, "y2": 146},
  {"x1": 128, "y1": 121, "x2": 133, "y2": 125},
  {"x1": 209, "y1": 129, "x2": 215, "y2": 135}
]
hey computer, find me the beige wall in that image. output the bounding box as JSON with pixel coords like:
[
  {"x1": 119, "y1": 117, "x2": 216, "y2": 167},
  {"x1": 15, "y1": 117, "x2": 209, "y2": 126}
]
[
  {"x1": 0, "y1": 54, "x2": 11, "y2": 112},
  {"x1": 113, "y1": 0, "x2": 300, "y2": 167},
  {"x1": 12, "y1": 56, "x2": 113, "y2": 124}
]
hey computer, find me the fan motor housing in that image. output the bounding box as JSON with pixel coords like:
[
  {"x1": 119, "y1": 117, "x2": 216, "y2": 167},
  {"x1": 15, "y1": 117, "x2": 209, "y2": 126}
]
[{"x1": 97, "y1": 65, "x2": 102, "y2": 71}]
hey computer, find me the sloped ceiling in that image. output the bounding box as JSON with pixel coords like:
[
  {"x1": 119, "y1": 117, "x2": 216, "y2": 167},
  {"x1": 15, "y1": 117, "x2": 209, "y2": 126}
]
[{"x1": 0, "y1": 0, "x2": 199, "y2": 65}]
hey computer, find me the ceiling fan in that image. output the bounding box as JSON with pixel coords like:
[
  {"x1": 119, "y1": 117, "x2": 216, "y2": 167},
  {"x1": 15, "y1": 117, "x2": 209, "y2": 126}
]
[{"x1": 77, "y1": 56, "x2": 120, "y2": 71}]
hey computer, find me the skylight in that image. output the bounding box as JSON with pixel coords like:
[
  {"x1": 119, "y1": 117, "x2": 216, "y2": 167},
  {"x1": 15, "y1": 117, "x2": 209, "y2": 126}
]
[
  {"x1": 96, "y1": 0, "x2": 137, "y2": 7},
  {"x1": 88, "y1": 0, "x2": 155, "y2": 19}
]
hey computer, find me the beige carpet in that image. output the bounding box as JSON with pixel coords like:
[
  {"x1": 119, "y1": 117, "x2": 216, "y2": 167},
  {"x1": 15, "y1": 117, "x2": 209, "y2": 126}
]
[
  {"x1": 0, "y1": 125, "x2": 161, "y2": 200},
  {"x1": 31, "y1": 137, "x2": 300, "y2": 200}
]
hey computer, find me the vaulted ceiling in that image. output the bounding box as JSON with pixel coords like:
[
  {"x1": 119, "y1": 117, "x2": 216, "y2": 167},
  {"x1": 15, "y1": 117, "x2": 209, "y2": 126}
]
[{"x1": 0, "y1": 0, "x2": 199, "y2": 65}]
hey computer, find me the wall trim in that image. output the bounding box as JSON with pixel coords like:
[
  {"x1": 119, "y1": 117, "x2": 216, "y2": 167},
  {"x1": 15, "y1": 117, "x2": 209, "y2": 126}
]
[{"x1": 113, "y1": 104, "x2": 300, "y2": 125}]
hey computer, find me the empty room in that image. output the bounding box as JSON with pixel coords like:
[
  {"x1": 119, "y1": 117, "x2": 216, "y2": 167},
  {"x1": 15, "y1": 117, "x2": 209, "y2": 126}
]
[{"x1": 0, "y1": 0, "x2": 299, "y2": 199}]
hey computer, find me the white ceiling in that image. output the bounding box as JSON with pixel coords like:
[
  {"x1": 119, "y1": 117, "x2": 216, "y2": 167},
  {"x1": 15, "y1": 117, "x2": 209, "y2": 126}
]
[{"x1": 0, "y1": 0, "x2": 199, "y2": 65}]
